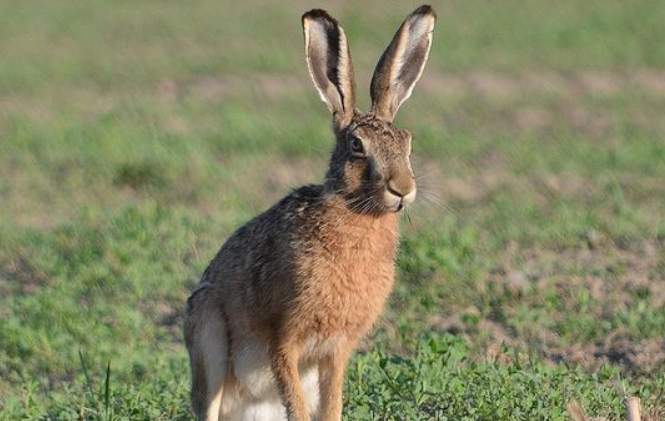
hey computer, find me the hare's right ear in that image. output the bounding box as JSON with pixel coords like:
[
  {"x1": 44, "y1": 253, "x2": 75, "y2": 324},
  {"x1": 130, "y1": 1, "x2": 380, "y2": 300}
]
[
  {"x1": 302, "y1": 10, "x2": 356, "y2": 128},
  {"x1": 371, "y1": 5, "x2": 436, "y2": 122}
]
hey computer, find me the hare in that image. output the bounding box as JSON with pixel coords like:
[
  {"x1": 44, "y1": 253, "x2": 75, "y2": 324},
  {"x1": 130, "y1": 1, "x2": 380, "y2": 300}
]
[{"x1": 184, "y1": 5, "x2": 436, "y2": 421}]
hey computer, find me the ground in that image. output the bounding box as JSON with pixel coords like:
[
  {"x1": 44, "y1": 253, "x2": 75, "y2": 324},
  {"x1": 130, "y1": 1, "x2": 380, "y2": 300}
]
[{"x1": 1, "y1": 0, "x2": 664, "y2": 420}]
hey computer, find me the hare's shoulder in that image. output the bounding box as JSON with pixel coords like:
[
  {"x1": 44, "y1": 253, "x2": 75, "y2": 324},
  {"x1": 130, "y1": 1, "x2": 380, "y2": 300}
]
[
  {"x1": 264, "y1": 183, "x2": 328, "y2": 223},
  {"x1": 222, "y1": 184, "x2": 326, "y2": 247},
  {"x1": 202, "y1": 184, "x2": 327, "y2": 284},
  {"x1": 282, "y1": 184, "x2": 326, "y2": 209}
]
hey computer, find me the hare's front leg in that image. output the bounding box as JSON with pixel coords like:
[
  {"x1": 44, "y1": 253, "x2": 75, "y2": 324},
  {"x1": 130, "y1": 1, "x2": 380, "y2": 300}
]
[
  {"x1": 271, "y1": 346, "x2": 311, "y2": 421},
  {"x1": 318, "y1": 346, "x2": 352, "y2": 421}
]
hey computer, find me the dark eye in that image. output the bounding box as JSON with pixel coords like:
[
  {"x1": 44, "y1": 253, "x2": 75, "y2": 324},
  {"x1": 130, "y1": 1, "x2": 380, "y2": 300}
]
[{"x1": 349, "y1": 136, "x2": 365, "y2": 157}]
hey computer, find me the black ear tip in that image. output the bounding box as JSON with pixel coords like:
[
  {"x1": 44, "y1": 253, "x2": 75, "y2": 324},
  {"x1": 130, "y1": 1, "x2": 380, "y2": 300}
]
[
  {"x1": 412, "y1": 5, "x2": 436, "y2": 18},
  {"x1": 302, "y1": 9, "x2": 338, "y2": 25}
]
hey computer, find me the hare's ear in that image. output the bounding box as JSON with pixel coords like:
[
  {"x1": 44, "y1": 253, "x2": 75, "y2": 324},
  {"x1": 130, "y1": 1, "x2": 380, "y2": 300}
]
[
  {"x1": 302, "y1": 9, "x2": 356, "y2": 128},
  {"x1": 370, "y1": 5, "x2": 436, "y2": 122}
]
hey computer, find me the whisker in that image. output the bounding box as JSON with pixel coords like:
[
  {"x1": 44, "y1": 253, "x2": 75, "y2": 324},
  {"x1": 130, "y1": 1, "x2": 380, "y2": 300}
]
[
  {"x1": 415, "y1": 170, "x2": 438, "y2": 182},
  {"x1": 404, "y1": 210, "x2": 416, "y2": 230}
]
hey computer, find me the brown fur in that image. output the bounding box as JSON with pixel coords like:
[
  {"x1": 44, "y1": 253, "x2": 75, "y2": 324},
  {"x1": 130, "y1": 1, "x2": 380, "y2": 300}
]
[{"x1": 184, "y1": 6, "x2": 436, "y2": 421}]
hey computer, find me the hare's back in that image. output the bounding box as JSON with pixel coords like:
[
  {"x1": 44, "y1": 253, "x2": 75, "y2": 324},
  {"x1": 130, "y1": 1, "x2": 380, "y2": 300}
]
[{"x1": 201, "y1": 183, "x2": 327, "y2": 301}]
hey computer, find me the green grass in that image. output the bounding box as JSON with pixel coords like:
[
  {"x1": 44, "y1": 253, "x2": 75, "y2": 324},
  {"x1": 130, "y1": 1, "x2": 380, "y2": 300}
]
[{"x1": 2, "y1": 0, "x2": 665, "y2": 419}]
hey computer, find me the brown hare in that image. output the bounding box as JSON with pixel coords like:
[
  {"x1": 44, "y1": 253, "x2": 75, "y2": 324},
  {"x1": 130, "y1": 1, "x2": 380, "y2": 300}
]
[{"x1": 184, "y1": 5, "x2": 436, "y2": 421}]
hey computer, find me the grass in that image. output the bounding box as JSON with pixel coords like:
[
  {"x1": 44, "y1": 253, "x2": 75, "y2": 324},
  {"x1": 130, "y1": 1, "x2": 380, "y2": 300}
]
[{"x1": 1, "y1": 0, "x2": 665, "y2": 419}]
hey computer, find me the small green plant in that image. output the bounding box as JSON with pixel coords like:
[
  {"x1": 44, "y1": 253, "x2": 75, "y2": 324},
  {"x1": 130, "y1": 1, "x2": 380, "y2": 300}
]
[{"x1": 77, "y1": 351, "x2": 112, "y2": 421}]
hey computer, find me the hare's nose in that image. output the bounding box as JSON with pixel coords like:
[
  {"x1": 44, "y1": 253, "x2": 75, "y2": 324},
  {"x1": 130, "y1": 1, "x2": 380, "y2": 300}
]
[{"x1": 387, "y1": 177, "x2": 417, "y2": 205}]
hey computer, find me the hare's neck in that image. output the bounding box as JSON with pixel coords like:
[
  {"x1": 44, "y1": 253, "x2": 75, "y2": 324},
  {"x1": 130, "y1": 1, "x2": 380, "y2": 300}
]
[{"x1": 325, "y1": 199, "x2": 400, "y2": 255}]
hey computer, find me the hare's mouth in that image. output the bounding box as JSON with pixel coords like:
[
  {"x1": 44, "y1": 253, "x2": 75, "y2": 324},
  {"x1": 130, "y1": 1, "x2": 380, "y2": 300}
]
[{"x1": 392, "y1": 201, "x2": 405, "y2": 212}]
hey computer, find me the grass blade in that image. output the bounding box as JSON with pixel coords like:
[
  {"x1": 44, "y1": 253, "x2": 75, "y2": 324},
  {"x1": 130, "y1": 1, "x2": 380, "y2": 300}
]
[
  {"x1": 104, "y1": 360, "x2": 112, "y2": 421},
  {"x1": 77, "y1": 350, "x2": 96, "y2": 405}
]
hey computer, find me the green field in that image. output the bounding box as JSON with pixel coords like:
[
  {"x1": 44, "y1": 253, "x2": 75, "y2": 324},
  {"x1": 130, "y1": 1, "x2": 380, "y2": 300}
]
[{"x1": 2, "y1": 0, "x2": 665, "y2": 419}]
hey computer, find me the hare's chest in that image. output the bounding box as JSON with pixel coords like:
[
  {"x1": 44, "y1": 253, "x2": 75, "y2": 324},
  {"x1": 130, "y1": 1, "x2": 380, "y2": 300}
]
[
  {"x1": 297, "y1": 242, "x2": 397, "y2": 337},
  {"x1": 293, "y1": 211, "x2": 399, "y2": 336}
]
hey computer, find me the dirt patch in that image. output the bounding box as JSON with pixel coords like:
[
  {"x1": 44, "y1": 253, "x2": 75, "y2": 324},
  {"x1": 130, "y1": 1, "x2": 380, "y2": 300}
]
[
  {"x1": 551, "y1": 335, "x2": 665, "y2": 375},
  {"x1": 564, "y1": 107, "x2": 614, "y2": 138},
  {"x1": 467, "y1": 73, "x2": 521, "y2": 97},
  {"x1": 573, "y1": 72, "x2": 623, "y2": 95},
  {"x1": 226, "y1": 156, "x2": 326, "y2": 212},
  {"x1": 161, "y1": 74, "x2": 309, "y2": 104},
  {"x1": 413, "y1": 157, "x2": 594, "y2": 212},
  {"x1": 527, "y1": 241, "x2": 665, "y2": 307},
  {"x1": 514, "y1": 106, "x2": 552, "y2": 131},
  {"x1": 429, "y1": 239, "x2": 665, "y2": 374},
  {"x1": 527, "y1": 241, "x2": 665, "y2": 373},
  {"x1": 630, "y1": 70, "x2": 665, "y2": 95},
  {"x1": 157, "y1": 302, "x2": 184, "y2": 342},
  {"x1": 0, "y1": 96, "x2": 56, "y2": 125},
  {"x1": 159, "y1": 70, "x2": 665, "y2": 104},
  {"x1": 0, "y1": 255, "x2": 50, "y2": 296},
  {"x1": 419, "y1": 70, "x2": 665, "y2": 98},
  {"x1": 597, "y1": 335, "x2": 665, "y2": 374}
]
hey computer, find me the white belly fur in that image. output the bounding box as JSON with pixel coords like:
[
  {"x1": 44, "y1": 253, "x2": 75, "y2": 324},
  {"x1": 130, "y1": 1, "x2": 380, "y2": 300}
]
[{"x1": 220, "y1": 339, "x2": 321, "y2": 420}]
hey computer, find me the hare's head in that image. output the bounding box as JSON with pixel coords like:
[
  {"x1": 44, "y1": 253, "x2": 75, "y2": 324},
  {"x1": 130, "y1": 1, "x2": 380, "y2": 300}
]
[{"x1": 302, "y1": 6, "x2": 436, "y2": 214}]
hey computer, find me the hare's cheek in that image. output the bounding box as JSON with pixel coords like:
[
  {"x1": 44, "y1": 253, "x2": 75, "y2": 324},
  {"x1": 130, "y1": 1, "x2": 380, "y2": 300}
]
[
  {"x1": 367, "y1": 158, "x2": 385, "y2": 183},
  {"x1": 343, "y1": 161, "x2": 368, "y2": 189}
]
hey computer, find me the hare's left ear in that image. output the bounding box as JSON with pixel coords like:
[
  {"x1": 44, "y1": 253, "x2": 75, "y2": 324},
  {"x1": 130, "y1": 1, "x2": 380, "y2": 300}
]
[
  {"x1": 371, "y1": 5, "x2": 436, "y2": 122},
  {"x1": 302, "y1": 9, "x2": 356, "y2": 129}
]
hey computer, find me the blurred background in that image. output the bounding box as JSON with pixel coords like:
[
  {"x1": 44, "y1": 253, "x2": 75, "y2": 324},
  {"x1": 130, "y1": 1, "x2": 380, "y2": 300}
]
[{"x1": 1, "y1": 0, "x2": 664, "y2": 419}]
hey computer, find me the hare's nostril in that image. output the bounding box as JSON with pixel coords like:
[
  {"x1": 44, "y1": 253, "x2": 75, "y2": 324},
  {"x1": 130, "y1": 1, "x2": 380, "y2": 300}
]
[
  {"x1": 387, "y1": 179, "x2": 416, "y2": 199},
  {"x1": 387, "y1": 180, "x2": 406, "y2": 197}
]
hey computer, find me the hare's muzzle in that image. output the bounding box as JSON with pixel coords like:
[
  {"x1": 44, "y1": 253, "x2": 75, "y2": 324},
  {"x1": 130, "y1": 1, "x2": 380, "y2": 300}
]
[{"x1": 385, "y1": 176, "x2": 417, "y2": 212}]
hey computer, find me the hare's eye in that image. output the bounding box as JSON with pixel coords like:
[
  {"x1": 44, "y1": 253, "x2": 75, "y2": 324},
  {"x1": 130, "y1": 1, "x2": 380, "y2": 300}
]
[{"x1": 349, "y1": 136, "x2": 365, "y2": 157}]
